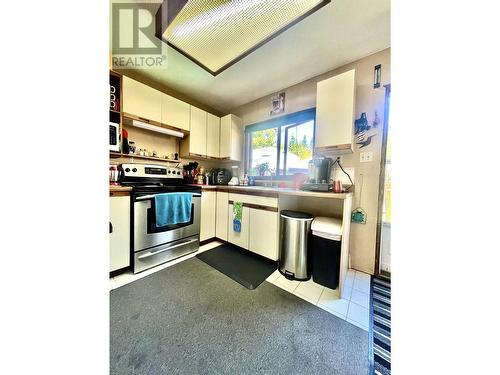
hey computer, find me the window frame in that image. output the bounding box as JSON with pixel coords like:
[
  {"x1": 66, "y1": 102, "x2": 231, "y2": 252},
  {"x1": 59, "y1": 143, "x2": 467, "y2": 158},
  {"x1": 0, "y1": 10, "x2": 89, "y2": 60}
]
[{"x1": 244, "y1": 108, "x2": 316, "y2": 178}]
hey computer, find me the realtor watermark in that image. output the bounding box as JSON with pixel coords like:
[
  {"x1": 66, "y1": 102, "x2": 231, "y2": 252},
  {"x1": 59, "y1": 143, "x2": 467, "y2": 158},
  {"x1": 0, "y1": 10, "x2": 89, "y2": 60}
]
[{"x1": 111, "y1": 1, "x2": 167, "y2": 69}]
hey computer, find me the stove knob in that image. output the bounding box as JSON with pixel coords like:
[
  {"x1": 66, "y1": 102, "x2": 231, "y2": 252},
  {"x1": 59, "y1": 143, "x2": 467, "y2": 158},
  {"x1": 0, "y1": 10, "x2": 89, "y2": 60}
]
[
  {"x1": 168, "y1": 170, "x2": 171, "y2": 174},
  {"x1": 177, "y1": 171, "x2": 181, "y2": 175},
  {"x1": 132, "y1": 168, "x2": 137, "y2": 172},
  {"x1": 125, "y1": 168, "x2": 130, "y2": 172}
]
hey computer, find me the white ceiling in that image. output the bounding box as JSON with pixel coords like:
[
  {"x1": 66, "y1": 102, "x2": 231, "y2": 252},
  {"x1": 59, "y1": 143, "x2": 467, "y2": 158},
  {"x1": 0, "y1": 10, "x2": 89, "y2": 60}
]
[{"x1": 123, "y1": 0, "x2": 390, "y2": 113}]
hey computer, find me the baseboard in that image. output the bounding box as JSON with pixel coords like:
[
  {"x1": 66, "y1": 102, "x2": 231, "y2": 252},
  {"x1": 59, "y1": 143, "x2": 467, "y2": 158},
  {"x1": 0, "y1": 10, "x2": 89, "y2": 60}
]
[{"x1": 110, "y1": 266, "x2": 130, "y2": 278}]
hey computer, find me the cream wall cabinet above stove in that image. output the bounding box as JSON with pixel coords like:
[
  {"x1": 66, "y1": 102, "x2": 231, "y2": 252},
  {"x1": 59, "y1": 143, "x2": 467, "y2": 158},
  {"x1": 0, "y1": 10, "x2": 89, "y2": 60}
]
[
  {"x1": 180, "y1": 106, "x2": 207, "y2": 158},
  {"x1": 162, "y1": 94, "x2": 190, "y2": 131},
  {"x1": 220, "y1": 114, "x2": 243, "y2": 161},
  {"x1": 315, "y1": 69, "x2": 356, "y2": 153},
  {"x1": 122, "y1": 76, "x2": 162, "y2": 123},
  {"x1": 207, "y1": 113, "x2": 221, "y2": 158}
]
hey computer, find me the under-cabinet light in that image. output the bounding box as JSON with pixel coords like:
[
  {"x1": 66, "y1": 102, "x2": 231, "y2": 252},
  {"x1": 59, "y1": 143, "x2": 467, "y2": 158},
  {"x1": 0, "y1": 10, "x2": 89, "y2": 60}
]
[{"x1": 132, "y1": 120, "x2": 184, "y2": 138}]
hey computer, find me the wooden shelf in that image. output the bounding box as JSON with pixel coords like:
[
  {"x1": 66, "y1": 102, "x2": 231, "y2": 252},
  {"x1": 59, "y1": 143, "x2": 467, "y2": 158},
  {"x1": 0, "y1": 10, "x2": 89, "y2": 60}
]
[
  {"x1": 109, "y1": 109, "x2": 121, "y2": 115},
  {"x1": 110, "y1": 152, "x2": 180, "y2": 163}
]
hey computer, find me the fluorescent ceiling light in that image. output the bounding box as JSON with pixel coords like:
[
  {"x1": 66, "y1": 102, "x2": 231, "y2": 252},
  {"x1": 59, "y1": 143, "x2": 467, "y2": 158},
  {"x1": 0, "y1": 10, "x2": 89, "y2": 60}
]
[
  {"x1": 156, "y1": 0, "x2": 331, "y2": 75},
  {"x1": 132, "y1": 120, "x2": 184, "y2": 138}
]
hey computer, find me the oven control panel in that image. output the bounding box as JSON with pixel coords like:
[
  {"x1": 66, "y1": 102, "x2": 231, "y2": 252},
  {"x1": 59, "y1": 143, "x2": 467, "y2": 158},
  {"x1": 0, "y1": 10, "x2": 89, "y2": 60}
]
[{"x1": 121, "y1": 163, "x2": 182, "y2": 179}]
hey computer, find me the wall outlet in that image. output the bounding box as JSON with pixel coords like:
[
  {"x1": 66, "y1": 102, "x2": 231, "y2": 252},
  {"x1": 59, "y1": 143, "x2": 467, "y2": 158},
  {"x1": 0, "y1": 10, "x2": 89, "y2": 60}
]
[{"x1": 360, "y1": 151, "x2": 373, "y2": 163}]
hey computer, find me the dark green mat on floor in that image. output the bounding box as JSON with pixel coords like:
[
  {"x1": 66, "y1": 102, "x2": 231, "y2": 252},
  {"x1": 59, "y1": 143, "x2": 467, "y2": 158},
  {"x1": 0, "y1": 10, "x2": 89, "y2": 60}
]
[{"x1": 196, "y1": 243, "x2": 276, "y2": 290}]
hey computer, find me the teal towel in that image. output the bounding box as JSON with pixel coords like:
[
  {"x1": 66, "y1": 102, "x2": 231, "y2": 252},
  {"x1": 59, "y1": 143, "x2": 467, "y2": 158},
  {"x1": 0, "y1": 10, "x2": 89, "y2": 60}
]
[{"x1": 155, "y1": 193, "x2": 192, "y2": 227}]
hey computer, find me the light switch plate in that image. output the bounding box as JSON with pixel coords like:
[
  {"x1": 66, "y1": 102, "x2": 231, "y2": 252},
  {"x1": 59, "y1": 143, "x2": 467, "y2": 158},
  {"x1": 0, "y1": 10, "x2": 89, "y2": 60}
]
[{"x1": 360, "y1": 152, "x2": 373, "y2": 163}]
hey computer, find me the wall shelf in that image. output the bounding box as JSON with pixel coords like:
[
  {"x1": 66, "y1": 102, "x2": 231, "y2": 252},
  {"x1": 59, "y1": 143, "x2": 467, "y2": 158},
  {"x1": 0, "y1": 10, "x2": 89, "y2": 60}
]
[{"x1": 109, "y1": 152, "x2": 180, "y2": 163}]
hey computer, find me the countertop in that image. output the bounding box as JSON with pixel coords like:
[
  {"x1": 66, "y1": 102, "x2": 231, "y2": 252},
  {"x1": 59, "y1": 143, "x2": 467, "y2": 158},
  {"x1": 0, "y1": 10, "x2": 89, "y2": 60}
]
[{"x1": 192, "y1": 184, "x2": 352, "y2": 200}]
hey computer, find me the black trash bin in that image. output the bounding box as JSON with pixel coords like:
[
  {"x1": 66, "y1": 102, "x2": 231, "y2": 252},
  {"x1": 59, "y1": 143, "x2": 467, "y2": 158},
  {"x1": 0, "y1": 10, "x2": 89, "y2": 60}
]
[{"x1": 311, "y1": 217, "x2": 342, "y2": 289}]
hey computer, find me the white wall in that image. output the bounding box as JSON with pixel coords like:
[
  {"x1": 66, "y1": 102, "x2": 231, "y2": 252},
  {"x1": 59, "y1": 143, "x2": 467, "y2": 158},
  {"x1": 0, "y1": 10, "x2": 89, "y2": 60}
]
[{"x1": 231, "y1": 48, "x2": 391, "y2": 274}]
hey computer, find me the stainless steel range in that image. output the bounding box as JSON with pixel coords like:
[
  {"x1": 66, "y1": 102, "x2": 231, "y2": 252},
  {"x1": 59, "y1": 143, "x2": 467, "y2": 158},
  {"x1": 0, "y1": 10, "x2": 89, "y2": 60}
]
[{"x1": 121, "y1": 163, "x2": 201, "y2": 273}]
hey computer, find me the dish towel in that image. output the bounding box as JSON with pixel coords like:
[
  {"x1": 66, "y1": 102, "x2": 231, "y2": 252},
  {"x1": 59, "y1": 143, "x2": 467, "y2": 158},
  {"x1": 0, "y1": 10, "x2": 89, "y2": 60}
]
[
  {"x1": 233, "y1": 202, "x2": 243, "y2": 232},
  {"x1": 154, "y1": 192, "x2": 192, "y2": 227}
]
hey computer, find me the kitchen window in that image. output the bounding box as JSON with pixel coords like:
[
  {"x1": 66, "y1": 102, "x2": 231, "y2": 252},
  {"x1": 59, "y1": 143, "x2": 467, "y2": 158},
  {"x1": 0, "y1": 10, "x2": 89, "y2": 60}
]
[{"x1": 245, "y1": 108, "x2": 316, "y2": 177}]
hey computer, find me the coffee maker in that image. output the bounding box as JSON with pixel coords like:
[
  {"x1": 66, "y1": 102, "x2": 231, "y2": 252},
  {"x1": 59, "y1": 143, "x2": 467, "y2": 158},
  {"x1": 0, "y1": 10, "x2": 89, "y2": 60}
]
[{"x1": 302, "y1": 157, "x2": 333, "y2": 191}]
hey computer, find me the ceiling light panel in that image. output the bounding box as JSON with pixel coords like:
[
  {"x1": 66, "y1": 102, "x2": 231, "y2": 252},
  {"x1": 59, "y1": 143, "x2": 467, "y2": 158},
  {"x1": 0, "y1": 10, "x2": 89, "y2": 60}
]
[{"x1": 160, "y1": 0, "x2": 330, "y2": 75}]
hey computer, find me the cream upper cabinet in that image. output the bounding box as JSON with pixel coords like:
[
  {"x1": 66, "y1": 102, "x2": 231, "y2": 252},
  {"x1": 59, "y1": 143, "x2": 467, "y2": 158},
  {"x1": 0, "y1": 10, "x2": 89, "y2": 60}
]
[
  {"x1": 180, "y1": 106, "x2": 207, "y2": 158},
  {"x1": 216, "y1": 192, "x2": 229, "y2": 240},
  {"x1": 220, "y1": 114, "x2": 243, "y2": 161},
  {"x1": 200, "y1": 191, "x2": 216, "y2": 241},
  {"x1": 109, "y1": 196, "x2": 130, "y2": 272},
  {"x1": 315, "y1": 69, "x2": 356, "y2": 153},
  {"x1": 162, "y1": 94, "x2": 190, "y2": 131},
  {"x1": 206, "y1": 113, "x2": 220, "y2": 158},
  {"x1": 122, "y1": 76, "x2": 162, "y2": 123},
  {"x1": 227, "y1": 203, "x2": 250, "y2": 249},
  {"x1": 249, "y1": 208, "x2": 279, "y2": 261}
]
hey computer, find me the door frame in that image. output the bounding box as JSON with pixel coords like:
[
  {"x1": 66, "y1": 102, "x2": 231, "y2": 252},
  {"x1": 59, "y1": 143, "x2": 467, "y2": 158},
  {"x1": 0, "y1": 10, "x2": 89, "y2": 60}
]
[{"x1": 374, "y1": 84, "x2": 391, "y2": 276}]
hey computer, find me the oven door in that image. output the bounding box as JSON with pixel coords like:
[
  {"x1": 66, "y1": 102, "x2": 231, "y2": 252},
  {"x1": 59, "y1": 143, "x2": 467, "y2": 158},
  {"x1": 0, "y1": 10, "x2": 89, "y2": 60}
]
[{"x1": 133, "y1": 192, "x2": 201, "y2": 252}]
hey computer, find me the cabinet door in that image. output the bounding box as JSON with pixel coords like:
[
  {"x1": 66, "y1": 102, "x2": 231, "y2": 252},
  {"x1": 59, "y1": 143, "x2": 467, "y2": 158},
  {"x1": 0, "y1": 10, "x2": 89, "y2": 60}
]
[
  {"x1": 162, "y1": 94, "x2": 190, "y2": 131},
  {"x1": 200, "y1": 191, "x2": 216, "y2": 241},
  {"x1": 249, "y1": 208, "x2": 278, "y2": 261},
  {"x1": 215, "y1": 192, "x2": 228, "y2": 240},
  {"x1": 189, "y1": 106, "x2": 207, "y2": 156},
  {"x1": 122, "y1": 76, "x2": 162, "y2": 123},
  {"x1": 206, "y1": 113, "x2": 220, "y2": 158},
  {"x1": 219, "y1": 115, "x2": 231, "y2": 159},
  {"x1": 315, "y1": 69, "x2": 356, "y2": 152},
  {"x1": 109, "y1": 196, "x2": 130, "y2": 272},
  {"x1": 227, "y1": 204, "x2": 250, "y2": 249},
  {"x1": 230, "y1": 115, "x2": 243, "y2": 161}
]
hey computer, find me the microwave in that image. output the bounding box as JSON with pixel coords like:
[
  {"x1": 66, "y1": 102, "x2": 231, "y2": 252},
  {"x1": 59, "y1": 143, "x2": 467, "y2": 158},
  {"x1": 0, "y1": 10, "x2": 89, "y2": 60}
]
[{"x1": 109, "y1": 122, "x2": 120, "y2": 152}]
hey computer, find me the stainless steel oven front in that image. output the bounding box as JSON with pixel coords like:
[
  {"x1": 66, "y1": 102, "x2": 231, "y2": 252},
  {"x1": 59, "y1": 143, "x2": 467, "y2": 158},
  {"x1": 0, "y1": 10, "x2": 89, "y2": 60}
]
[{"x1": 132, "y1": 192, "x2": 201, "y2": 273}]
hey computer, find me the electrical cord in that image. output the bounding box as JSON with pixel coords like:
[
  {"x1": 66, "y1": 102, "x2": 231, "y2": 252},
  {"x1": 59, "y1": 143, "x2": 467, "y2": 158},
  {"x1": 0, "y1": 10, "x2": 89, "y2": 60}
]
[{"x1": 333, "y1": 157, "x2": 354, "y2": 191}]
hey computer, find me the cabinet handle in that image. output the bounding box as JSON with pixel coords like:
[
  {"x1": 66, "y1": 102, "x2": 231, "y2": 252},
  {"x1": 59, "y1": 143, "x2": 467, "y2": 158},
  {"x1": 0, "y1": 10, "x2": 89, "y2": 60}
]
[
  {"x1": 137, "y1": 117, "x2": 150, "y2": 123},
  {"x1": 109, "y1": 222, "x2": 113, "y2": 233}
]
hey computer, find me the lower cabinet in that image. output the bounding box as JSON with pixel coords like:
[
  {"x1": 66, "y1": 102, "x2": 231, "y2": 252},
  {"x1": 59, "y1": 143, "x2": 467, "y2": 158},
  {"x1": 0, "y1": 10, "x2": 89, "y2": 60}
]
[
  {"x1": 227, "y1": 203, "x2": 250, "y2": 249},
  {"x1": 200, "y1": 191, "x2": 216, "y2": 241},
  {"x1": 249, "y1": 208, "x2": 279, "y2": 261},
  {"x1": 109, "y1": 195, "x2": 130, "y2": 272},
  {"x1": 215, "y1": 192, "x2": 229, "y2": 240}
]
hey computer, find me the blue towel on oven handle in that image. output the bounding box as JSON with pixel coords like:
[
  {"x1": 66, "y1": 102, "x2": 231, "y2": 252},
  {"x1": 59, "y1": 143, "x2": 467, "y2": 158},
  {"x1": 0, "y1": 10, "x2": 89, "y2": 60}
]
[{"x1": 154, "y1": 192, "x2": 192, "y2": 227}]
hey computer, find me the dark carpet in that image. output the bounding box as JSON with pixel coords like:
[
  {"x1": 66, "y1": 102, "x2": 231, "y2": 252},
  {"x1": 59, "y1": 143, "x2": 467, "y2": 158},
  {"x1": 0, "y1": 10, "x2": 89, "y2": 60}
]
[
  {"x1": 369, "y1": 276, "x2": 391, "y2": 375},
  {"x1": 196, "y1": 243, "x2": 276, "y2": 289},
  {"x1": 110, "y1": 257, "x2": 369, "y2": 375}
]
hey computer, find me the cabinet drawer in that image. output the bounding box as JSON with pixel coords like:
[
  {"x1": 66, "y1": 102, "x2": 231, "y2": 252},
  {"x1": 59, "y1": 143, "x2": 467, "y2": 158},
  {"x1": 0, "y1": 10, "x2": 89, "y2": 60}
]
[{"x1": 228, "y1": 193, "x2": 278, "y2": 208}]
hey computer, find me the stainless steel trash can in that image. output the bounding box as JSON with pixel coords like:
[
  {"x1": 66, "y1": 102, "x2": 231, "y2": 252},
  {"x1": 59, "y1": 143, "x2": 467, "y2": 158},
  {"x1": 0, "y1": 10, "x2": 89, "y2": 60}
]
[{"x1": 278, "y1": 210, "x2": 314, "y2": 280}]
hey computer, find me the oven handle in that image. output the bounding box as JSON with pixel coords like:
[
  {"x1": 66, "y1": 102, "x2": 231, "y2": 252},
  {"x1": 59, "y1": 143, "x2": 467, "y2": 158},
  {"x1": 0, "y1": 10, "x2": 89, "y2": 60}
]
[
  {"x1": 135, "y1": 193, "x2": 201, "y2": 201},
  {"x1": 137, "y1": 238, "x2": 198, "y2": 260}
]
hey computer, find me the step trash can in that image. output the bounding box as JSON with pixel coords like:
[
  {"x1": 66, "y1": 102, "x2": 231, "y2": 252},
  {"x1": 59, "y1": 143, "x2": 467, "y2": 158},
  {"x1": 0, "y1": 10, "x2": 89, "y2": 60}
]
[
  {"x1": 311, "y1": 216, "x2": 343, "y2": 289},
  {"x1": 278, "y1": 210, "x2": 314, "y2": 281}
]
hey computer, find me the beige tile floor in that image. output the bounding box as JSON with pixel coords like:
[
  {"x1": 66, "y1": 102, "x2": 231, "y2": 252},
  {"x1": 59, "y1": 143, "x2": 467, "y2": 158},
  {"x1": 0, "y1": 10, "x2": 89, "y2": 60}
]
[
  {"x1": 266, "y1": 268, "x2": 370, "y2": 331},
  {"x1": 110, "y1": 241, "x2": 370, "y2": 332}
]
